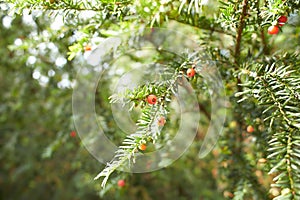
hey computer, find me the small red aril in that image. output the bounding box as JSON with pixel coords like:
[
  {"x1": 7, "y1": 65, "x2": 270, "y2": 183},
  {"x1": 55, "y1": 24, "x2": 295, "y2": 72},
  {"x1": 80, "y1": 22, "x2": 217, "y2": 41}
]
[
  {"x1": 247, "y1": 125, "x2": 254, "y2": 133},
  {"x1": 278, "y1": 16, "x2": 288, "y2": 27},
  {"x1": 147, "y1": 94, "x2": 157, "y2": 105},
  {"x1": 117, "y1": 179, "x2": 125, "y2": 187},
  {"x1": 158, "y1": 116, "x2": 166, "y2": 126},
  {"x1": 278, "y1": 16, "x2": 288, "y2": 23},
  {"x1": 187, "y1": 68, "x2": 196, "y2": 77},
  {"x1": 268, "y1": 25, "x2": 279, "y2": 35},
  {"x1": 139, "y1": 143, "x2": 147, "y2": 151},
  {"x1": 70, "y1": 131, "x2": 76, "y2": 137}
]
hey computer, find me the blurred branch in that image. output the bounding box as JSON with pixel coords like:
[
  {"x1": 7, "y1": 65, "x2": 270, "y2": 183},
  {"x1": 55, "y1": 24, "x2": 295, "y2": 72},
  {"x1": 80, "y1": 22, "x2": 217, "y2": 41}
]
[
  {"x1": 198, "y1": 102, "x2": 211, "y2": 120},
  {"x1": 234, "y1": 0, "x2": 248, "y2": 66}
]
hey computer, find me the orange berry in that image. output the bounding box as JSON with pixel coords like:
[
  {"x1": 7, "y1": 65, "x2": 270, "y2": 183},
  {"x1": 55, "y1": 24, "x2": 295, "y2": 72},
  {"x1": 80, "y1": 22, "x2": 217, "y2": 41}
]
[
  {"x1": 117, "y1": 179, "x2": 125, "y2": 187},
  {"x1": 268, "y1": 25, "x2": 279, "y2": 35},
  {"x1": 247, "y1": 125, "x2": 254, "y2": 133},
  {"x1": 223, "y1": 191, "x2": 234, "y2": 198},
  {"x1": 139, "y1": 143, "x2": 147, "y2": 151},
  {"x1": 186, "y1": 68, "x2": 196, "y2": 77},
  {"x1": 84, "y1": 45, "x2": 92, "y2": 51},
  {"x1": 158, "y1": 116, "x2": 166, "y2": 126},
  {"x1": 147, "y1": 94, "x2": 157, "y2": 105}
]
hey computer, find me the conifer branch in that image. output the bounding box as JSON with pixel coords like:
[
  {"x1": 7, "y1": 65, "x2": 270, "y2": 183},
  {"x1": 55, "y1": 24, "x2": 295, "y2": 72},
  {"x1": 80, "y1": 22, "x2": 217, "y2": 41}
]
[
  {"x1": 95, "y1": 70, "x2": 182, "y2": 187},
  {"x1": 236, "y1": 54, "x2": 300, "y2": 199}
]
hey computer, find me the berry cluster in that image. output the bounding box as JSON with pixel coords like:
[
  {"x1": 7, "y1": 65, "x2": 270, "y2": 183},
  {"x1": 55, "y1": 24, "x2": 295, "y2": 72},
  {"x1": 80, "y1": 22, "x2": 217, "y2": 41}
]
[
  {"x1": 115, "y1": 67, "x2": 196, "y2": 189},
  {"x1": 267, "y1": 16, "x2": 288, "y2": 35},
  {"x1": 146, "y1": 67, "x2": 196, "y2": 106}
]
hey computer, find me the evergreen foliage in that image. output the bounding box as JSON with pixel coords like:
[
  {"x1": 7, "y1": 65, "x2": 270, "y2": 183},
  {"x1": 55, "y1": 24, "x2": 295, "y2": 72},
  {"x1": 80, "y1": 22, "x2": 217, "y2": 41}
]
[{"x1": 3, "y1": 0, "x2": 300, "y2": 199}]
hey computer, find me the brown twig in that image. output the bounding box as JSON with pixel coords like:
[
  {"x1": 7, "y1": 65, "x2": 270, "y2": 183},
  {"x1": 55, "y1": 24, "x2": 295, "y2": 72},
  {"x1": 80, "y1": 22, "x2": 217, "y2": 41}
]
[
  {"x1": 234, "y1": 0, "x2": 249, "y2": 67},
  {"x1": 260, "y1": 29, "x2": 270, "y2": 55},
  {"x1": 233, "y1": 0, "x2": 249, "y2": 155},
  {"x1": 198, "y1": 102, "x2": 211, "y2": 121}
]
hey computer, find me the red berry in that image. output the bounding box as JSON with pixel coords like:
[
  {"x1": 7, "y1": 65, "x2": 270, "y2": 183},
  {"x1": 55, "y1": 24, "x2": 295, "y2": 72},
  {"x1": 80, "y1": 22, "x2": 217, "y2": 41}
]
[
  {"x1": 139, "y1": 143, "x2": 147, "y2": 151},
  {"x1": 278, "y1": 16, "x2": 288, "y2": 27},
  {"x1": 147, "y1": 94, "x2": 157, "y2": 105},
  {"x1": 187, "y1": 68, "x2": 196, "y2": 77},
  {"x1": 246, "y1": 125, "x2": 254, "y2": 133},
  {"x1": 70, "y1": 131, "x2": 76, "y2": 137},
  {"x1": 84, "y1": 45, "x2": 92, "y2": 51},
  {"x1": 278, "y1": 16, "x2": 288, "y2": 23},
  {"x1": 158, "y1": 116, "x2": 166, "y2": 126},
  {"x1": 117, "y1": 179, "x2": 125, "y2": 187},
  {"x1": 268, "y1": 25, "x2": 279, "y2": 35}
]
